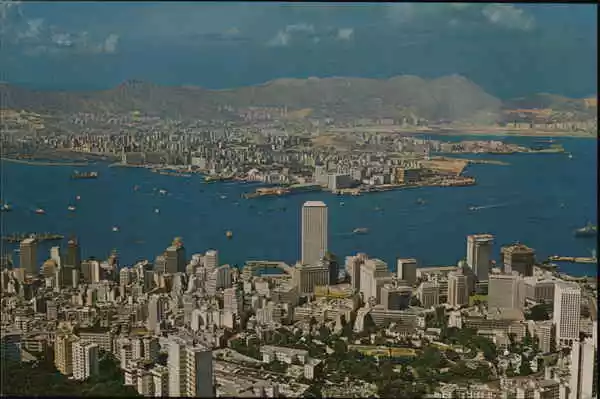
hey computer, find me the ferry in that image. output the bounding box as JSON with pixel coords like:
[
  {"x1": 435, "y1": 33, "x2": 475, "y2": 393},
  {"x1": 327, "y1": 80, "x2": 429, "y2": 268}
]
[
  {"x1": 34, "y1": 208, "x2": 46, "y2": 215},
  {"x1": 67, "y1": 205, "x2": 76, "y2": 212},
  {"x1": 574, "y1": 222, "x2": 597, "y2": 238},
  {"x1": 71, "y1": 171, "x2": 99, "y2": 180}
]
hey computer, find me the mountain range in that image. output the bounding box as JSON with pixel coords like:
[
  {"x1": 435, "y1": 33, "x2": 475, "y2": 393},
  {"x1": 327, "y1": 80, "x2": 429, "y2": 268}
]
[{"x1": 0, "y1": 75, "x2": 595, "y2": 124}]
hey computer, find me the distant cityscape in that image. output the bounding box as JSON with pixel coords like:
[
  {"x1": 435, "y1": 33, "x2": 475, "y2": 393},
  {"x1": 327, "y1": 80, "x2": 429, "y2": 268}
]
[{"x1": 1, "y1": 200, "x2": 597, "y2": 398}]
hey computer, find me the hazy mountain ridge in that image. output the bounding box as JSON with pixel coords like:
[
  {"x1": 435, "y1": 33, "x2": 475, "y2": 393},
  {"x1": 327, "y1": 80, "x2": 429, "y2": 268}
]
[{"x1": 0, "y1": 76, "x2": 594, "y2": 123}]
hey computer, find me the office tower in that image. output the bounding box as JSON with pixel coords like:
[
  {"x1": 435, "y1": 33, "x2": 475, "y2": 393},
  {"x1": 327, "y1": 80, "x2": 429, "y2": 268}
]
[
  {"x1": 569, "y1": 338, "x2": 596, "y2": 399},
  {"x1": 447, "y1": 269, "x2": 469, "y2": 307},
  {"x1": 359, "y1": 259, "x2": 390, "y2": 304},
  {"x1": 292, "y1": 261, "x2": 329, "y2": 294},
  {"x1": 20, "y1": 237, "x2": 38, "y2": 275},
  {"x1": 223, "y1": 287, "x2": 243, "y2": 315},
  {"x1": 204, "y1": 250, "x2": 218, "y2": 273},
  {"x1": 50, "y1": 246, "x2": 62, "y2": 267},
  {"x1": 215, "y1": 264, "x2": 232, "y2": 290},
  {"x1": 154, "y1": 255, "x2": 167, "y2": 274},
  {"x1": 418, "y1": 281, "x2": 440, "y2": 308},
  {"x1": 72, "y1": 341, "x2": 99, "y2": 381},
  {"x1": 301, "y1": 201, "x2": 328, "y2": 266},
  {"x1": 324, "y1": 252, "x2": 340, "y2": 285},
  {"x1": 501, "y1": 243, "x2": 535, "y2": 277},
  {"x1": 65, "y1": 238, "x2": 81, "y2": 270},
  {"x1": 120, "y1": 267, "x2": 131, "y2": 285},
  {"x1": 41, "y1": 259, "x2": 57, "y2": 279},
  {"x1": 346, "y1": 253, "x2": 367, "y2": 293},
  {"x1": 165, "y1": 238, "x2": 186, "y2": 274},
  {"x1": 397, "y1": 258, "x2": 417, "y2": 286},
  {"x1": 380, "y1": 283, "x2": 412, "y2": 310},
  {"x1": 553, "y1": 282, "x2": 581, "y2": 346},
  {"x1": 466, "y1": 234, "x2": 494, "y2": 282},
  {"x1": 488, "y1": 273, "x2": 525, "y2": 311}
]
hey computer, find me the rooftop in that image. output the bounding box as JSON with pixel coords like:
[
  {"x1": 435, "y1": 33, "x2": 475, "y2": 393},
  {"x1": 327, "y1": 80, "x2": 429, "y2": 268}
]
[{"x1": 303, "y1": 201, "x2": 326, "y2": 208}]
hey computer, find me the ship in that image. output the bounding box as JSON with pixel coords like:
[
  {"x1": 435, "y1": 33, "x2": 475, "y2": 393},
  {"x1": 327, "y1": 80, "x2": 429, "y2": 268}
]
[
  {"x1": 112, "y1": 226, "x2": 120, "y2": 232},
  {"x1": 1, "y1": 203, "x2": 12, "y2": 212},
  {"x1": 34, "y1": 208, "x2": 46, "y2": 215},
  {"x1": 574, "y1": 222, "x2": 597, "y2": 238},
  {"x1": 416, "y1": 198, "x2": 426, "y2": 205},
  {"x1": 353, "y1": 227, "x2": 369, "y2": 234},
  {"x1": 67, "y1": 205, "x2": 76, "y2": 212},
  {"x1": 226, "y1": 231, "x2": 233, "y2": 239},
  {"x1": 71, "y1": 171, "x2": 99, "y2": 179}
]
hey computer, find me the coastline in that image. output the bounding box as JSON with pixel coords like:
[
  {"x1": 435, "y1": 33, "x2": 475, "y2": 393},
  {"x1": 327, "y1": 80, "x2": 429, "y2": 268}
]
[{"x1": 0, "y1": 157, "x2": 89, "y2": 167}]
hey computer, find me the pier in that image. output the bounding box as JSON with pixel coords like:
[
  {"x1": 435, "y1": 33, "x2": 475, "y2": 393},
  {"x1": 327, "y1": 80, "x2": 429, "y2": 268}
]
[{"x1": 547, "y1": 255, "x2": 598, "y2": 264}]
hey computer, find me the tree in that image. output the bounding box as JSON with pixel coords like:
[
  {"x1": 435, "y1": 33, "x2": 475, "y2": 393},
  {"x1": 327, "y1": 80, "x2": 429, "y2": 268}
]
[{"x1": 519, "y1": 359, "x2": 533, "y2": 376}]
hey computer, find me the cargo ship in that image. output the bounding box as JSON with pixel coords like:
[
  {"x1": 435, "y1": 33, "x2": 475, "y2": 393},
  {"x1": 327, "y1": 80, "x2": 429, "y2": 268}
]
[
  {"x1": 574, "y1": 222, "x2": 597, "y2": 238},
  {"x1": 71, "y1": 171, "x2": 99, "y2": 179}
]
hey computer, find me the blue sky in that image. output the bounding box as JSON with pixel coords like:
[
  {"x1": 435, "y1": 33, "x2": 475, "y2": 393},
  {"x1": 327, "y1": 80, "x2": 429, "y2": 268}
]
[{"x1": 1, "y1": 2, "x2": 596, "y2": 98}]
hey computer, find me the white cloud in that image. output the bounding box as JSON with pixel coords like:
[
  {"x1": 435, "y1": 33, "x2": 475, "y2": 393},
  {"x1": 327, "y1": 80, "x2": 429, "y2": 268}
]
[
  {"x1": 482, "y1": 4, "x2": 535, "y2": 31},
  {"x1": 337, "y1": 28, "x2": 353, "y2": 41},
  {"x1": 267, "y1": 30, "x2": 290, "y2": 47}
]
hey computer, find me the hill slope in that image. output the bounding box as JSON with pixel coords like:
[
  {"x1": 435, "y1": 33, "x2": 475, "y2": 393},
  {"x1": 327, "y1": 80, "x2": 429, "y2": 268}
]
[{"x1": 1, "y1": 75, "x2": 503, "y2": 123}]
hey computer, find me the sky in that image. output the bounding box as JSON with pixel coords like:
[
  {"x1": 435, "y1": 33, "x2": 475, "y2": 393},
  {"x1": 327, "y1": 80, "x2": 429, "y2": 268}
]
[{"x1": 0, "y1": 2, "x2": 596, "y2": 98}]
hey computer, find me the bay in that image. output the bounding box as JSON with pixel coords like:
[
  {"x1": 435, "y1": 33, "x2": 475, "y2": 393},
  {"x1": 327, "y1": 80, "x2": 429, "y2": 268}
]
[{"x1": 1, "y1": 136, "x2": 597, "y2": 277}]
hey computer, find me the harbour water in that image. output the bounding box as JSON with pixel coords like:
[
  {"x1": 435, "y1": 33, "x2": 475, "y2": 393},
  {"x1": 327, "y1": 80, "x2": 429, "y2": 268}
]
[{"x1": 1, "y1": 136, "x2": 597, "y2": 276}]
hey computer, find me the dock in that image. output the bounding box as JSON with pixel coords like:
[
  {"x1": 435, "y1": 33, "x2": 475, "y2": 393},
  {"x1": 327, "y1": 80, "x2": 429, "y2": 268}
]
[{"x1": 548, "y1": 255, "x2": 598, "y2": 264}]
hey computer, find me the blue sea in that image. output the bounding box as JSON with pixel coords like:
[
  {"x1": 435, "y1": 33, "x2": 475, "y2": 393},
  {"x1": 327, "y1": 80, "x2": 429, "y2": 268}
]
[{"x1": 1, "y1": 136, "x2": 597, "y2": 277}]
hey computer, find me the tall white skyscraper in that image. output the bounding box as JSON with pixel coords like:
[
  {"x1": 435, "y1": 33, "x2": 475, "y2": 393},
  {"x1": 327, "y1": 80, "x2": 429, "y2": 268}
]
[
  {"x1": 72, "y1": 341, "x2": 99, "y2": 381},
  {"x1": 204, "y1": 250, "x2": 218, "y2": 273},
  {"x1": 466, "y1": 234, "x2": 494, "y2": 282},
  {"x1": 553, "y1": 282, "x2": 581, "y2": 347},
  {"x1": 569, "y1": 338, "x2": 595, "y2": 399},
  {"x1": 301, "y1": 201, "x2": 328, "y2": 266}
]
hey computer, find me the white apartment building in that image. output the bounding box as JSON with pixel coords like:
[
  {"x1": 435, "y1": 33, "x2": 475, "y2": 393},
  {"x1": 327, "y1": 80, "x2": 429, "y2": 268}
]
[
  {"x1": 72, "y1": 341, "x2": 99, "y2": 381},
  {"x1": 569, "y1": 338, "x2": 596, "y2": 399}
]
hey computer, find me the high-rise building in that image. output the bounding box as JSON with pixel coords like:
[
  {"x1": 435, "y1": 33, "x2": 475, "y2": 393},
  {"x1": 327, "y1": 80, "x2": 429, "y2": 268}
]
[
  {"x1": 569, "y1": 338, "x2": 596, "y2": 399},
  {"x1": 418, "y1": 281, "x2": 440, "y2": 309},
  {"x1": 54, "y1": 334, "x2": 76, "y2": 375},
  {"x1": 380, "y1": 283, "x2": 412, "y2": 310},
  {"x1": 397, "y1": 258, "x2": 417, "y2": 286},
  {"x1": 447, "y1": 269, "x2": 469, "y2": 307},
  {"x1": 50, "y1": 246, "x2": 61, "y2": 267},
  {"x1": 346, "y1": 253, "x2": 367, "y2": 293},
  {"x1": 204, "y1": 250, "x2": 218, "y2": 273},
  {"x1": 72, "y1": 341, "x2": 99, "y2": 381},
  {"x1": 292, "y1": 261, "x2": 329, "y2": 294},
  {"x1": 20, "y1": 237, "x2": 38, "y2": 275},
  {"x1": 501, "y1": 243, "x2": 535, "y2": 277},
  {"x1": 147, "y1": 295, "x2": 166, "y2": 333},
  {"x1": 65, "y1": 238, "x2": 81, "y2": 270},
  {"x1": 168, "y1": 336, "x2": 213, "y2": 397},
  {"x1": 1, "y1": 331, "x2": 22, "y2": 363},
  {"x1": 466, "y1": 234, "x2": 494, "y2": 282},
  {"x1": 360, "y1": 259, "x2": 390, "y2": 305},
  {"x1": 165, "y1": 238, "x2": 186, "y2": 274},
  {"x1": 301, "y1": 201, "x2": 328, "y2": 266},
  {"x1": 553, "y1": 282, "x2": 581, "y2": 347},
  {"x1": 488, "y1": 273, "x2": 525, "y2": 311}
]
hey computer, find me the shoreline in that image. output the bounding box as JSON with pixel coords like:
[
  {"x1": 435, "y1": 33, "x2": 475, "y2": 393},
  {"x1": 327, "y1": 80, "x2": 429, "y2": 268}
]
[{"x1": 0, "y1": 157, "x2": 89, "y2": 167}]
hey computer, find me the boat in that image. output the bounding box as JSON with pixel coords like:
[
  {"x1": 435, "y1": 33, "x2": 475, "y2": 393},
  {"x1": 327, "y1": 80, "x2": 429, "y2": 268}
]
[
  {"x1": 112, "y1": 226, "x2": 120, "y2": 232},
  {"x1": 71, "y1": 171, "x2": 99, "y2": 179},
  {"x1": 159, "y1": 189, "x2": 167, "y2": 195},
  {"x1": 226, "y1": 231, "x2": 233, "y2": 239},
  {"x1": 34, "y1": 208, "x2": 46, "y2": 215},
  {"x1": 220, "y1": 195, "x2": 227, "y2": 200},
  {"x1": 67, "y1": 205, "x2": 76, "y2": 212},
  {"x1": 416, "y1": 198, "x2": 426, "y2": 205},
  {"x1": 568, "y1": 153, "x2": 573, "y2": 159},
  {"x1": 340, "y1": 202, "x2": 345, "y2": 206},
  {"x1": 353, "y1": 227, "x2": 369, "y2": 234},
  {"x1": 469, "y1": 206, "x2": 479, "y2": 211},
  {"x1": 574, "y1": 222, "x2": 597, "y2": 238},
  {"x1": 134, "y1": 185, "x2": 140, "y2": 191},
  {"x1": 76, "y1": 195, "x2": 81, "y2": 201},
  {"x1": 374, "y1": 207, "x2": 383, "y2": 212},
  {"x1": 1, "y1": 203, "x2": 12, "y2": 212}
]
